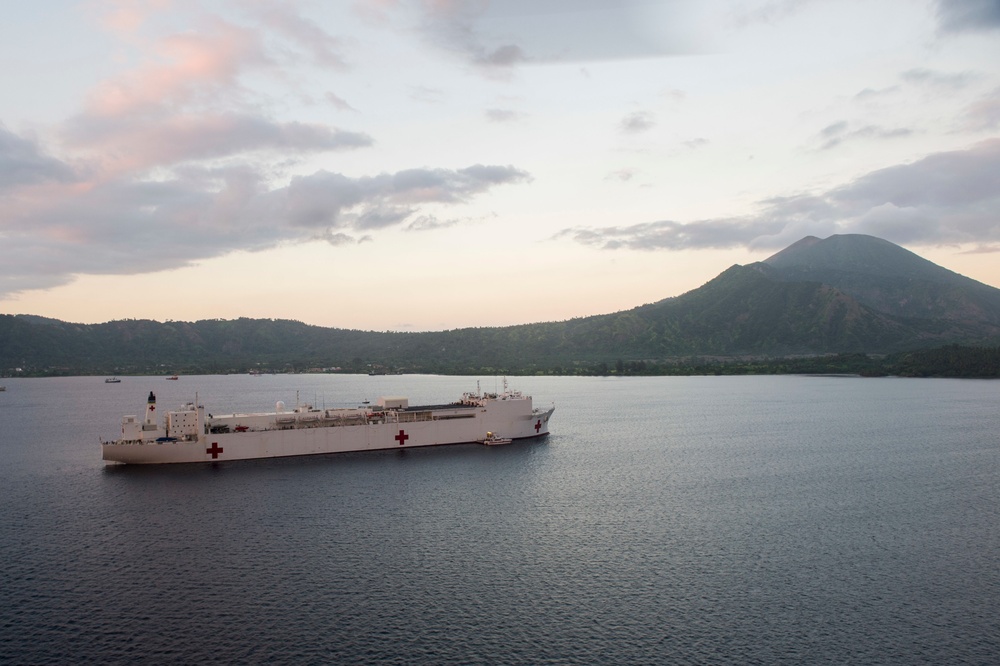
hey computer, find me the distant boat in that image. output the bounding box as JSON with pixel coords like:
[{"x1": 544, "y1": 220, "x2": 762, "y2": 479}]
[
  {"x1": 105, "y1": 377, "x2": 121, "y2": 383},
  {"x1": 166, "y1": 375, "x2": 179, "y2": 380},
  {"x1": 0, "y1": 386, "x2": 5, "y2": 392}
]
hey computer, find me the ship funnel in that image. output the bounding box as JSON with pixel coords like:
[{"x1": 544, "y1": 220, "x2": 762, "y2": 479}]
[{"x1": 145, "y1": 391, "x2": 157, "y2": 425}]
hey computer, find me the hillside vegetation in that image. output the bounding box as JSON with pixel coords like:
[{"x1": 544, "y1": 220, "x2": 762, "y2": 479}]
[{"x1": 3, "y1": 235, "x2": 1000, "y2": 377}]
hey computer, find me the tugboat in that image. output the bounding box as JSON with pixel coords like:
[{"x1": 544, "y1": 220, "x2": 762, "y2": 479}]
[{"x1": 479, "y1": 432, "x2": 513, "y2": 446}]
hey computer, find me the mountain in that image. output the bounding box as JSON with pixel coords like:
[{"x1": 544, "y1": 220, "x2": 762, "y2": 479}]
[
  {"x1": 3, "y1": 234, "x2": 1000, "y2": 375},
  {"x1": 763, "y1": 234, "x2": 1000, "y2": 324}
]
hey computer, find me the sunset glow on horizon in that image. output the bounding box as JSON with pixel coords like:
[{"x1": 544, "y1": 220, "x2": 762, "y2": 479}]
[{"x1": 2, "y1": 1, "x2": 1000, "y2": 331}]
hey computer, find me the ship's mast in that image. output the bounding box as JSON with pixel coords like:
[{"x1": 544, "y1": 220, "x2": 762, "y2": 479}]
[{"x1": 195, "y1": 391, "x2": 204, "y2": 441}]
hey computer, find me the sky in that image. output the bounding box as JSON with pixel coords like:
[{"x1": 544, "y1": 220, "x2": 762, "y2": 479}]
[{"x1": 1, "y1": 0, "x2": 1000, "y2": 331}]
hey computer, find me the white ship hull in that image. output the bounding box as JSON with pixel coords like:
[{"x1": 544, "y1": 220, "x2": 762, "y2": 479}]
[{"x1": 102, "y1": 385, "x2": 553, "y2": 465}]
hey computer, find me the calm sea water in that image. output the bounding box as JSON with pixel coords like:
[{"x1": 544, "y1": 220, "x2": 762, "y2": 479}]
[{"x1": 1, "y1": 374, "x2": 998, "y2": 664}]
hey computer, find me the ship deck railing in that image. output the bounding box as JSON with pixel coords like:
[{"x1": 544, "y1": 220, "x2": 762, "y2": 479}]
[{"x1": 203, "y1": 405, "x2": 478, "y2": 433}]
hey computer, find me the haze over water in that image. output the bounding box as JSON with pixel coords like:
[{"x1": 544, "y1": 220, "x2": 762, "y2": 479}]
[{"x1": 1, "y1": 374, "x2": 998, "y2": 664}]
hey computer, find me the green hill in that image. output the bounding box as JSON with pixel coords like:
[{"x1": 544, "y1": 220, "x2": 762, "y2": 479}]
[{"x1": 3, "y1": 234, "x2": 1000, "y2": 376}]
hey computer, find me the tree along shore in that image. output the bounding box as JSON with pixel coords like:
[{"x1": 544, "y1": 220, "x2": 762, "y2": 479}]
[{"x1": 5, "y1": 345, "x2": 999, "y2": 380}]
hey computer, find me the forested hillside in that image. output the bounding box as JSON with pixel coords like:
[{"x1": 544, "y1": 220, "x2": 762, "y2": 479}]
[{"x1": 4, "y1": 235, "x2": 1000, "y2": 377}]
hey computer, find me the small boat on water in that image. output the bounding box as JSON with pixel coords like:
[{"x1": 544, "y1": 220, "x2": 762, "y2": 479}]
[
  {"x1": 480, "y1": 432, "x2": 512, "y2": 446},
  {"x1": 105, "y1": 377, "x2": 121, "y2": 383},
  {"x1": 0, "y1": 386, "x2": 5, "y2": 392},
  {"x1": 166, "y1": 375, "x2": 179, "y2": 380}
]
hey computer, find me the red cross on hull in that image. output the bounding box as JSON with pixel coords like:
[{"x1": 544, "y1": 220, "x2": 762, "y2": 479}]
[
  {"x1": 206, "y1": 442, "x2": 224, "y2": 459},
  {"x1": 395, "y1": 429, "x2": 409, "y2": 446}
]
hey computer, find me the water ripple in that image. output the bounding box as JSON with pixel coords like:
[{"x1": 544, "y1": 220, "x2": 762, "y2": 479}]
[{"x1": 1, "y1": 375, "x2": 999, "y2": 664}]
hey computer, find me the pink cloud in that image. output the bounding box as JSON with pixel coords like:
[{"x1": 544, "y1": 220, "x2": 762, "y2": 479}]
[
  {"x1": 97, "y1": 0, "x2": 174, "y2": 35},
  {"x1": 0, "y1": 4, "x2": 533, "y2": 298},
  {"x1": 61, "y1": 14, "x2": 374, "y2": 175},
  {"x1": 84, "y1": 20, "x2": 267, "y2": 118}
]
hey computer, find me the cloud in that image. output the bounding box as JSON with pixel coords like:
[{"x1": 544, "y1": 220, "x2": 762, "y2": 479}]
[
  {"x1": 620, "y1": 111, "x2": 655, "y2": 134},
  {"x1": 935, "y1": 0, "x2": 1000, "y2": 34},
  {"x1": 405, "y1": 214, "x2": 483, "y2": 231},
  {"x1": 315, "y1": 230, "x2": 360, "y2": 246},
  {"x1": 98, "y1": 0, "x2": 152, "y2": 34},
  {"x1": 355, "y1": 204, "x2": 418, "y2": 229},
  {"x1": 352, "y1": 0, "x2": 401, "y2": 26},
  {"x1": 485, "y1": 108, "x2": 521, "y2": 123},
  {"x1": 253, "y1": 2, "x2": 351, "y2": 69},
  {"x1": 606, "y1": 168, "x2": 637, "y2": 182},
  {"x1": 404, "y1": 0, "x2": 711, "y2": 74},
  {"x1": 280, "y1": 164, "x2": 531, "y2": 228},
  {"x1": 0, "y1": 141, "x2": 531, "y2": 297},
  {"x1": 392, "y1": 164, "x2": 533, "y2": 203},
  {"x1": 660, "y1": 88, "x2": 686, "y2": 104},
  {"x1": 409, "y1": 86, "x2": 446, "y2": 103},
  {"x1": 817, "y1": 121, "x2": 913, "y2": 150},
  {"x1": 854, "y1": 86, "x2": 899, "y2": 101},
  {"x1": 729, "y1": 0, "x2": 812, "y2": 27},
  {"x1": 960, "y1": 87, "x2": 1000, "y2": 131},
  {"x1": 0, "y1": 125, "x2": 77, "y2": 191},
  {"x1": 56, "y1": 14, "x2": 374, "y2": 178},
  {"x1": 820, "y1": 121, "x2": 849, "y2": 138},
  {"x1": 554, "y1": 217, "x2": 786, "y2": 251},
  {"x1": 556, "y1": 139, "x2": 1000, "y2": 252},
  {"x1": 960, "y1": 243, "x2": 1000, "y2": 254},
  {"x1": 830, "y1": 140, "x2": 1000, "y2": 212},
  {"x1": 64, "y1": 113, "x2": 373, "y2": 172},
  {"x1": 0, "y1": 174, "x2": 255, "y2": 298},
  {"x1": 0, "y1": 5, "x2": 537, "y2": 298},
  {"x1": 476, "y1": 44, "x2": 528, "y2": 68},
  {"x1": 406, "y1": 214, "x2": 458, "y2": 231},
  {"x1": 83, "y1": 20, "x2": 269, "y2": 119},
  {"x1": 900, "y1": 67, "x2": 976, "y2": 89},
  {"x1": 326, "y1": 92, "x2": 358, "y2": 112}
]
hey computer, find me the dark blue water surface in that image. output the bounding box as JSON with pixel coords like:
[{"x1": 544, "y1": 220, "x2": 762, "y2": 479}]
[{"x1": 1, "y1": 374, "x2": 998, "y2": 664}]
